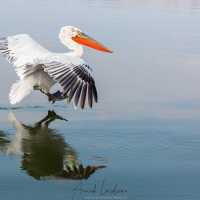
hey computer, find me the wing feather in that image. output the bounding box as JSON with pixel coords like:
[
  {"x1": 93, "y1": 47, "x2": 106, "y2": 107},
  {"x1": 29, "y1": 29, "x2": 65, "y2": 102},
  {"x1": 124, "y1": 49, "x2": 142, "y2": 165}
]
[
  {"x1": 67, "y1": 80, "x2": 80, "y2": 103},
  {"x1": 74, "y1": 81, "x2": 83, "y2": 107},
  {"x1": 88, "y1": 83, "x2": 93, "y2": 108},
  {"x1": 42, "y1": 56, "x2": 98, "y2": 109},
  {"x1": 0, "y1": 34, "x2": 49, "y2": 79},
  {"x1": 80, "y1": 83, "x2": 87, "y2": 109},
  {"x1": 62, "y1": 75, "x2": 78, "y2": 94},
  {"x1": 92, "y1": 83, "x2": 98, "y2": 103}
]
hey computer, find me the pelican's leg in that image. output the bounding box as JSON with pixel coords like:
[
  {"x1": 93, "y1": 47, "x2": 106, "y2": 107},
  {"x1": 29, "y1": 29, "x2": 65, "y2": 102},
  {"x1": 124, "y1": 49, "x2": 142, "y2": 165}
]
[
  {"x1": 47, "y1": 91, "x2": 68, "y2": 104},
  {"x1": 33, "y1": 85, "x2": 68, "y2": 104}
]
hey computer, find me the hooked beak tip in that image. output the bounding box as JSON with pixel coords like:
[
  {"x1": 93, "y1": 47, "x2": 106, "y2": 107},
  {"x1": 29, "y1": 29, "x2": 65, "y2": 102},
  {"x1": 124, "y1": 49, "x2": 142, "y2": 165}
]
[{"x1": 108, "y1": 49, "x2": 114, "y2": 53}]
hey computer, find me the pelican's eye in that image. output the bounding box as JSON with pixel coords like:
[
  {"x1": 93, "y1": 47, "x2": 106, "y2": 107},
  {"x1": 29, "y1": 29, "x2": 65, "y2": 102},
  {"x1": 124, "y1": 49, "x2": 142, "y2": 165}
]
[{"x1": 76, "y1": 30, "x2": 81, "y2": 35}]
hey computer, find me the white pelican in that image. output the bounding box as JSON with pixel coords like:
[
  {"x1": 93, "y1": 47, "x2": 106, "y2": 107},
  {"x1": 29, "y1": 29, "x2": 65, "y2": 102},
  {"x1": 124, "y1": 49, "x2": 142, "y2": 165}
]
[{"x1": 0, "y1": 26, "x2": 112, "y2": 109}]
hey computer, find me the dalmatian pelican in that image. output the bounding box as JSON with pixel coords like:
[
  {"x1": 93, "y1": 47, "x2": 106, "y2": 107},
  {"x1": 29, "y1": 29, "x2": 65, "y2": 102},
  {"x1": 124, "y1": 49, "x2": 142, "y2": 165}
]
[{"x1": 0, "y1": 26, "x2": 113, "y2": 109}]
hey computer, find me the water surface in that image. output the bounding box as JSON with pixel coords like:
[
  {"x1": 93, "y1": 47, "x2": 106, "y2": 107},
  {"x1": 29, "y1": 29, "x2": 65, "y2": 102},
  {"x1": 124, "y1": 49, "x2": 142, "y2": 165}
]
[{"x1": 0, "y1": 0, "x2": 200, "y2": 199}]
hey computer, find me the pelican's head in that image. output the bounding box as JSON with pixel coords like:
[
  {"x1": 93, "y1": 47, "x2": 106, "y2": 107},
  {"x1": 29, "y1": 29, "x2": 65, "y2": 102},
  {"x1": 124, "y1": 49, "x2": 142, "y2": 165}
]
[{"x1": 59, "y1": 26, "x2": 113, "y2": 57}]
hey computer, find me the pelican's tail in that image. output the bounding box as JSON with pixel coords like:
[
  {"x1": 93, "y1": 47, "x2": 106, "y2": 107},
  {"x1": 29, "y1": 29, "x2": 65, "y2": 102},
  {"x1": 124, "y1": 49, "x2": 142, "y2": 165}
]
[{"x1": 9, "y1": 79, "x2": 32, "y2": 104}]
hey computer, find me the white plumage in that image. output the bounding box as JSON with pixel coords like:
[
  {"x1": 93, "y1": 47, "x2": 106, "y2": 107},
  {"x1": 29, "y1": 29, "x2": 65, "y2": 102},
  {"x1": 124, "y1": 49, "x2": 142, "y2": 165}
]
[{"x1": 0, "y1": 26, "x2": 112, "y2": 109}]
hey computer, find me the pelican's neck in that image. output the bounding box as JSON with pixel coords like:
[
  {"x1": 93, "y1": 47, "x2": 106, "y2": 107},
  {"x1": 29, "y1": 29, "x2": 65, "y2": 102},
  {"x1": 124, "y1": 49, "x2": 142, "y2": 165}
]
[{"x1": 59, "y1": 33, "x2": 83, "y2": 57}]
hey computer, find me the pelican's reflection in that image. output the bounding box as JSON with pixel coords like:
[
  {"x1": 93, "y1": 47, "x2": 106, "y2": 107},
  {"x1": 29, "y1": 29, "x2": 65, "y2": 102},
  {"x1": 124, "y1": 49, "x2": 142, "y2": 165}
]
[{"x1": 0, "y1": 110, "x2": 105, "y2": 180}]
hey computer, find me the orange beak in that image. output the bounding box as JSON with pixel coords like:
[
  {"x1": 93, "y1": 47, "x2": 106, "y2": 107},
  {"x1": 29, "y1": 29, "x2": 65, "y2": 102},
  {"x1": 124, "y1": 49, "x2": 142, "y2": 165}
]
[{"x1": 72, "y1": 32, "x2": 113, "y2": 53}]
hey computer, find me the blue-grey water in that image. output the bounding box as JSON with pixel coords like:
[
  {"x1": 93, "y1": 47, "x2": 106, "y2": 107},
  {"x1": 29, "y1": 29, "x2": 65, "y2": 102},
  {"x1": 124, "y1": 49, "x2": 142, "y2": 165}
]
[{"x1": 0, "y1": 0, "x2": 200, "y2": 199}]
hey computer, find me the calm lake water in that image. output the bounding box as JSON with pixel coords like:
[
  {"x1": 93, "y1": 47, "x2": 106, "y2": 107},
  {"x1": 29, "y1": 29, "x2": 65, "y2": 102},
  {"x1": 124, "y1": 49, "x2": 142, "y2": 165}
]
[{"x1": 0, "y1": 0, "x2": 200, "y2": 199}]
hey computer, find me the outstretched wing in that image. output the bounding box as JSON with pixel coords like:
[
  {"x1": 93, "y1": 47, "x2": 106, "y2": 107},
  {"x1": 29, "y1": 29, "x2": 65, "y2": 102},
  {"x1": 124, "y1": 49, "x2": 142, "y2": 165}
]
[
  {"x1": 0, "y1": 34, "x2": 49, "y2": 79},
  {"x1": 0, "y1": 34, "x2": 98, "y2": 109},
  {"x1": 42, "y1": 56, "x2": 98, "y2": 109}
]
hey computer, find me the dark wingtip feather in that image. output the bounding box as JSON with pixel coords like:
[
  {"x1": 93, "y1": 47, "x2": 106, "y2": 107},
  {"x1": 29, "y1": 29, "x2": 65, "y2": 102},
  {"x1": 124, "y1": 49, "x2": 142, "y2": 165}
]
[
  {"x1": 74, "y1": 82, "x2": 83, "y2": 107},
  {"x1": 80, "y1": 83, "x2": 87, "y2": 109},
  {"x1": 92, "y1": 83, "x2": 98, "y2": 103},
  {"x1": 88, "y1": 83, "x2": 93, "y2": 108},
  {"x1": 67, "y1": 80, "x2": 79, "y2": 104}
]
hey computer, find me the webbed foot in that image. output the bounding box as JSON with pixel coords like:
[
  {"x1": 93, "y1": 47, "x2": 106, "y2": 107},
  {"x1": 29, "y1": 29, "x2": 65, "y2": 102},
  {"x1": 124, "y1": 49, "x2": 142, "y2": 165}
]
[{"x1": 47, "y1": 90, "x2": 68, "y2": 104}]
